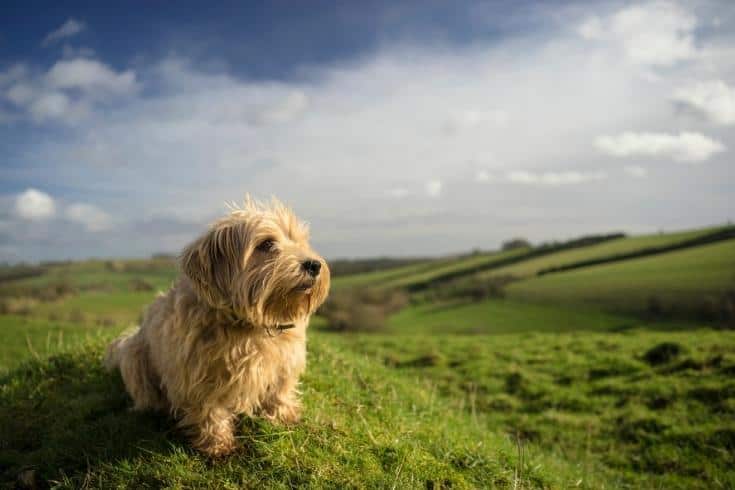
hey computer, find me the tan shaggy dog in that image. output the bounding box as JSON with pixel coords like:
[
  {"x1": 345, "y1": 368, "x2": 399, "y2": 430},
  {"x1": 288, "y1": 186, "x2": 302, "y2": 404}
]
[{"x1": 104, "y1": 197, "x2": 330, "y2": 456}]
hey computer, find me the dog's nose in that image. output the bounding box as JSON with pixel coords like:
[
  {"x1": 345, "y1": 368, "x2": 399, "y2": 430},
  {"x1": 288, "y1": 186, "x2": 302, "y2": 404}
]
[{"x1": 302, "y1": 259, "x2": 321, "y2": 277}]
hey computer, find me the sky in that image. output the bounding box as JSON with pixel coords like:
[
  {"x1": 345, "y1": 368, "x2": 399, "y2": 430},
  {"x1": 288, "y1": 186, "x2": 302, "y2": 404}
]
[{"x1": 0, "y1": 0, "x2": 734, "y2": 262}]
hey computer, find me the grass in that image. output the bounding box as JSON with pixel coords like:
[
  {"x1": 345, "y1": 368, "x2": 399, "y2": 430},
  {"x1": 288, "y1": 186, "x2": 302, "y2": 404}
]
[
  {"x1": 2, "y1": 225, "x2": 735, "y2": 488},
  {"x1": 2, "y1": 320, "x2": 733, "y2": 488},
  {"x1": 0, "y1": 258, "x2": 177, "y2": 295},
  {"x1": 506, "y1": 239, "x2": 735, "y2": 317},
  {"x1": 345, "y1": 330, "x2": 735, "y2": 489},
  {"x1": 0, "y1": 315, "x2": 114, "y2": 373},
  {"x1": 386, "y1": 298, "x2": 699, "y2": 335},
  {"x1": 384, "y1": 249, "x2": 528, "y2": 290},
  {"x1": 332, "y1": 257, "x2": 449, "y2": 290},
  {"x1": 332, "y1": 249, "x2": 529, "y2": 291},
  {"x1": 0, "y1": 331, "x2": 582, "y2": 489},
  {"x1": 476, "y1": 226, "x2": 729, "y2": 281},
  {"x1": 29, "y1": 290, "x2": 160, "y2": 326},
  {"x1": 335, "y1": 225, "x2": 731, "y2": 294}
]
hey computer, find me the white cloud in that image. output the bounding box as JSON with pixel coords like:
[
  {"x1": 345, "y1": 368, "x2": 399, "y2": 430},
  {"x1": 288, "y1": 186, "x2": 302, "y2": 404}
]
[
  {"x1": 0, "y1": 65, "x2": 29, "y2": 89},
  {"x1": 28, "y1": 91, "x2": 73, "y2": 122},
  {"x1": 1, "y1": 59, "x2": 136, "y2": 125},
  {"x1": 425, "y1": 180, "x2": 442, "y2": 197},
  {"x1": 596, "y1": 131, "x2": 725, "y2": 162},
  {"x1": 387, "y1": 188, "x2": 410, "y2": 198},
  {"x1": 46, "y1": 58, "x2": 137, "y2": 95},
  {"x1": 577, "y1": 16, "x2": 604, "y2": 39},
  {"x1": 624, "y1": 165, "x2": 648, "y2": 178},
  {"x1": 6, "y1": 83, "x2": 35, "y2": 105},
  {"x1": 4, "y1": 0, "x2": 735, "y2": 261},
  {"x1": 65, "y1": 203, "x2": 112, "y2": 231},
  {"x1": 259, "y1": 90, "x2": 309, "y2": 124},
  {"x1": 578, "y1": 1, "x2": 697, "y2": 66},
  {"x1": 14, "y1": 189, "x2": 56, "y2": 220},
  {"x1": 673, "y1": 80, "x2": 735, "y2": 125},
  {"x1": 475, "y1": 170, "x2": 494, "y2": 182},
  {"x1": 506, "y1": 170, "x2": 606, "y2": 186},
  {"x1": 445, "y1": 109, "x2": 508, "y2": 133},
  {"x1": 42, "y1": 19, "x2": 86, "y2": 46}
]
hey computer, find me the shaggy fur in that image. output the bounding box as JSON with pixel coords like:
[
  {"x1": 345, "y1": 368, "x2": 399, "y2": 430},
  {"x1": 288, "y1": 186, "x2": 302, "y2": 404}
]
[{"x1": 104, "y1": 197, "x2": 330, "y2": 456}]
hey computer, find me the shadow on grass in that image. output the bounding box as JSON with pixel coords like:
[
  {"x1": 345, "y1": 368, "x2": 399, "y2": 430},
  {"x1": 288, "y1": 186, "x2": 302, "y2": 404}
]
[{"x1": 0, "y1": 350, "x2": 265, "y2": 488}]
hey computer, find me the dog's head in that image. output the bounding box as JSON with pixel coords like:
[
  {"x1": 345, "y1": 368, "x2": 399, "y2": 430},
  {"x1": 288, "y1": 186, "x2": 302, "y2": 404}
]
[{"x1": 180, "y1": 197, "x2": 330, "y2": 328}]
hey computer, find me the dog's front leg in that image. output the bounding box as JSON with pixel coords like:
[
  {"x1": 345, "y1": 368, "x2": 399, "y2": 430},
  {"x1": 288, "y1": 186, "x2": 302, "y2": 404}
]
[
  {"x1": 180, "y1": 406, "x2": 237, "y2": 457},
  {"x1": 261, "y1": 376, "x2": 302, "y2": 425}
]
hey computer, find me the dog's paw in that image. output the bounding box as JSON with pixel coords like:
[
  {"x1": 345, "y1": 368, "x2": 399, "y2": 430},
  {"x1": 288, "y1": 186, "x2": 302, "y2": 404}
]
[
  {"x1": 190, "y1": 423, "x2": 238, "y2": 458},
  {"x1": 264, "y1": 402, "x2": 302, "y2": 426},
  {"x1": 196, "y1": 436, "x2": 237, "y2": 458}
]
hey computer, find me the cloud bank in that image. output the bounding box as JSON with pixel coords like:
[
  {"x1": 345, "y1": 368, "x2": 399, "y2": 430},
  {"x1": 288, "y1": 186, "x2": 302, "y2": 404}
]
[{"x1": 1, "y1": 1, "x2": 733, "y2": 261}]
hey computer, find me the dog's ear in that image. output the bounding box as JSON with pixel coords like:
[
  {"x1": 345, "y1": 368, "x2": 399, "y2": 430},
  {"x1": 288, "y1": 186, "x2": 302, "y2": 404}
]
[{"x1": 180, "y1": 223, "x2": 247, "y2": 308}]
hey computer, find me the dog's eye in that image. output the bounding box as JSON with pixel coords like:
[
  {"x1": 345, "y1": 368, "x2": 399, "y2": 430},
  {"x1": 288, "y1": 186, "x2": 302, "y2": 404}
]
[{"x1": 256, "y1": 239, "x2": 275, "y2": 252}]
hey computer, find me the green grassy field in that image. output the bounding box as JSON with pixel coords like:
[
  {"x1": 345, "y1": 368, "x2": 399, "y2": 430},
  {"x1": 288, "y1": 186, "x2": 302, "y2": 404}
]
[
  {"x1": 1, "y1": 329, "x2": 587, "y2": 489},
  {"x1": 0, "y1": 315, "x2": 110, "y2": 372},
  {"x1": 335, "y1": 225, "x2": 732, "y2": 294},
  {"x1": 386, "y1": 298, "x2": 698, "y2": 335},
  {"x1": 331, "y1": 257, "x2": 446, "y2": 289},
  {"x1": 506, "y1": 239, "x2": 735, "y2": 317},
  {"x1": 1, "y1": 225, "x2": 734, "y2": 488},
  {"x1": 1, "y1": 318, "x2": 732, "y2": 488},
  {"x1": 0, "y1": 258, "x2": 177, "y2": 294},
  {"x1": 383, "y1": 248, "x2": 528, "y2": 290},
  {"x1": 476, "y1": 226, "x2": 730, "y2": 281},
  {"x1": 332, "y1": 248, "x2": 532, "y2": 291},
  {"x1": 346, "y1": 330, "x2": 735, "y2": 489}
]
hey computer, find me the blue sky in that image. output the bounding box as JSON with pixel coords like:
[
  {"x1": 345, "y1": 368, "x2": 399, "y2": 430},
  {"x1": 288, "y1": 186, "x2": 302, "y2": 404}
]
[{"x1": 1, "y1": 0, "x2": 734, "y2": 262}]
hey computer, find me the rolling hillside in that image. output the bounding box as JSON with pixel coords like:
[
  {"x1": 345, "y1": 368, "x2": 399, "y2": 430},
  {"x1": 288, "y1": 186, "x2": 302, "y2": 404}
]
[
  {"x1": 476, "y1": 225, "x2": 734, "y2": 281},
  {"x1": 332, "y1": 225, "x2": 734, "y2": 294},
  {"x1": 1, "y1": 224, "x2": 734, "y2": 488},
  {"x1": 1, "y1": 329, "x2": 586, "y2": 489},
  {"x1": 505, "y1": 238, "x2": 735, "y2": 317}
]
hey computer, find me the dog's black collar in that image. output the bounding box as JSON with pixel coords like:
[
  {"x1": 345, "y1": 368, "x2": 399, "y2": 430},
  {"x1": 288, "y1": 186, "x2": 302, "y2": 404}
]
[{"x1": 222, "y1": 309, "x2": 295, "y2": 332}]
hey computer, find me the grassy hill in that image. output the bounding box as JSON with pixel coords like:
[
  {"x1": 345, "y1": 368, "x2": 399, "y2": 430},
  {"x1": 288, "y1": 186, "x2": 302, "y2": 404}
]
[
  {"x1": 332, "y1": 257, "x2": 447, "y2": 290},
  {"x1": 506, "y1": 239, "x2": 735, "y2": 318},
  {"x1": 387, "y1": 299, "x2": 662, "y2": 335},
  {"x1": 333, "y1": 225, "x2": 734, "y2": 294},
  {"x1": 2, "y1": 330, "x2": 585, "y2": 489},
  {"x1": 1, "y1": 224, "x2": 735, "y2": 488},
  {"x1": 347, "y1": 330, "x2": 735, "y2": 489},
  {"x1": 476, "y1": 226, "x2": 733, "y2": 281},
  {"x1": 2, "y1": 321, "x2": 733, "y2": 488}
]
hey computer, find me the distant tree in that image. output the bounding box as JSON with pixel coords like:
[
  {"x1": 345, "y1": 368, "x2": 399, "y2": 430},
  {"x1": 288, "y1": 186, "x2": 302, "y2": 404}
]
[{"x1": 501, "y1": 238, "x2": 532, "y2": 251}]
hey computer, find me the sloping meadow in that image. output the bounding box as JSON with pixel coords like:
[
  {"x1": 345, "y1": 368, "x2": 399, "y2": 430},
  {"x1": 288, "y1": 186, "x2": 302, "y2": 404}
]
[
  {"x1": 1, "y1": 333, "x2": 584, "y2": 489},
  {"x1": 346, "y1": 330, "x2": 735, "y2": 489}
]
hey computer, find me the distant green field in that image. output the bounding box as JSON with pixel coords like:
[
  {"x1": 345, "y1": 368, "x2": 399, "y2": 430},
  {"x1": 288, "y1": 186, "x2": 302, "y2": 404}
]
[
  {"x1": 0, "y1": 259, "x2": 177, "y2": 295},
  {"x1": 30, "y1": 290, "x2": 160, "y2": 326},
  {"x1": 331, "y1": 257, "x2": 444, "y2": 289},
  {"x1": 333, "y1": 248, "x2": 531, "y2": 291},
  {"x1": 334, "y1": 225, "x2": 731, "y2": 294},
  {"x1": 476, "y1": 226, "x2": 728, "y2": 281},
  {"x1": 506, "y1": 239, "x2": 735, "y2": 316},
  {"x1": 387, "y1": 298, "x2": 703, "y2": 335},
  {"x1": 384, "y1": 248, "x2": 528, "y2": 289}
]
